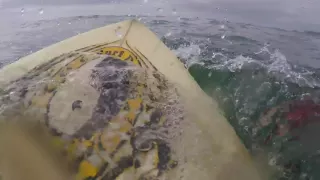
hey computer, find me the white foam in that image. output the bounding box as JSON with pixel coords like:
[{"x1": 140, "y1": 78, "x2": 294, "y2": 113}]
[
  {"x1": 173, "y1": 44, "x2": 203, "y2": 68},
  {"x1": 267, "y1": 49, "x2": 318, "y2": 87},
  {"x1": 174, "y1": 42, "x2": 320, "y2": 88},
  {"x1": 210, "y1": 55, "x2": 265, "y2": 72}
]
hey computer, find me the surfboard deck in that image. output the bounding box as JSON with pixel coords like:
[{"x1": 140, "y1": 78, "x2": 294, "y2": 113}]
[{"x1": 0, "y1": 20, "x2": 263, "y2": 180}]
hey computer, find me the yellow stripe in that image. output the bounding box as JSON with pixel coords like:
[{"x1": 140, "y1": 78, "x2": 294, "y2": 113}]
[{"x1": 76, "y1": 160, "x2": 98, "y2": 180}]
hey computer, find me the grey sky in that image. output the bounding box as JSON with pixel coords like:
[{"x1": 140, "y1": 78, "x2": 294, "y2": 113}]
[
  {"x1": 180, "y1": 0, "x2": 320, "y2": 30},
  {"x1": 1, "y1": 0, "x2": 320, "y2": 31}
]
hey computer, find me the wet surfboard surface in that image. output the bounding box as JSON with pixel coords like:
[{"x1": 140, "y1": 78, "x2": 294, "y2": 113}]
[
  {"x1": 1, "y1": 46, "x2": 182, "y2": 179},
  {"x1": 0, "y1": 20, "x2": 264, "y2": 180}
]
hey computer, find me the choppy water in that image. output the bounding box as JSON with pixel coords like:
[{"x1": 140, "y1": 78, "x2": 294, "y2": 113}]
[{"x1": 2, "y1": 9, "x2": 320, "y2": 180}]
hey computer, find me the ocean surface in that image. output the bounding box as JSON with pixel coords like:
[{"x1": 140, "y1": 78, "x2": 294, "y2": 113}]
[{"x1": 2, "y1": 3, "x2": 320, "y2": 180}]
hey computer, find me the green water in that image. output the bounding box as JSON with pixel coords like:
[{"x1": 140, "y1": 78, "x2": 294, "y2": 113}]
[{"x1": 189, "y1": 64, "x2": 320, "y2": 180}]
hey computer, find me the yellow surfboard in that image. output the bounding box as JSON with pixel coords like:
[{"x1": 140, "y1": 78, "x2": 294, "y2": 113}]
[{"x1": 0, "y1": 20, "x2": 264, "y2": 180}]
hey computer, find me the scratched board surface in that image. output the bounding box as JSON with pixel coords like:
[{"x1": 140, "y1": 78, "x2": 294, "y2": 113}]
[{"x1": 0, "y1": 45, "x2": 184, "y2": 179}]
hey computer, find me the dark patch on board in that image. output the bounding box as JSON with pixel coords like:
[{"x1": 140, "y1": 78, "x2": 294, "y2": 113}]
[
  {"x1": 102, "y1": 82, "x2": 119, "y2": 90},
  {"x1": 140, "y1": 103, "x2": 144, "y2": 112},
  {"x1": 145, "y1": 109, "x2": 162, "y2": 127},
  {"x1": 150, "y1": 110, "x2": 162, "y2": 124},
  {"x1": 84, "y1": 177, "x2": 96, "y2": 180},
  {"x1": 99, "y1": 89, "x2": 120, "y2": 116},
  {"x1": 49, "y1": 127, "x2": 63, "y2": 137},
  {"x1": 67, "y1": 53, "x2": 78, "y2": 59},
  {"x1": 99, "y1": 57, "x2": 128, "y2": 67},
  {"x1": 148, "y1": 93, "x2": 157, "y2": 101},
  {"x1": 60, "y1": 71, "x2": 67, "y2": 77},
  {"x1": 121, "y1": 80, "x2": 130, "y2": 85},
  {"x1": 73, "y1": 56, "x2": 132, "y2": 139},
  {"x1": 97, "y1": 135, "x2": 104, "y2": 150},
  {"x1": 168, "y1": 160, "x2": 178, "y2": 169},
  {"x1": 153, "y1": 73, "x2": 162, "y2": 83},
  {"x1": 60, "y1": 78, "x2": 66, "y2": 84},
  {"x1": 72, "y1": 100, "x2": 83, "y2": 111},
  {"x1": 132, "y1": 127, "x2": 175, "y2": 173},
  {"x1": 136, "y1": 140, "x2": 156, "y2": 152},
  {"x1": 44, "y1": 84, "x2": 56, "y2": 93},
  {"x1": 19, "y1": 87, "x2": 28, "y2": 98},
  {"x1": 157, "y1": 140, "x2": 172, "y2": 171},
  {"x1": 134, "y1": 159, "x2": 141, "y2": 169},
  {"x1": 145, "y1": 104, "x2": 154, "y2": 112},
  {"x1": 123, "y1": 101, "x2": 130, "y2": 111}
]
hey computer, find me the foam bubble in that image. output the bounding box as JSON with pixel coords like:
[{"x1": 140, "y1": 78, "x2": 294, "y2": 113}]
[{"x1": 38, "y1": 8, "x2": 44, "y2": 15}]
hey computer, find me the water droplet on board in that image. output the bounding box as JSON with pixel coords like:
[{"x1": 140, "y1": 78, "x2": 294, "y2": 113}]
[
  {"x1": 221, "y1": 34, "x2": 226, "y2": 39},
  {"x1": 244, "y1": 126, "x2": 249, "y2": 132},
  {"x1": 165, "y1": 32, "x2": 172, "y2": 37},
  {"x1": 172, "y1": 8, "x2": 177, "y2": 15},
  {"x1": 115, "y1": 27, "x2": 123, "y2": 38},
  {"x1": 197, "y1": 48, "x2": 201, "y2": 55},
  {"x1": 21, "y1": 8, "x2": 25, "y2": 16},
  {"x1": 143, "y1": 0, "x2": 148, "y2": 3},
  {"x1": 39, "y1": 8, "x2": 44, "y2": 15},
  {"x1": 157, "y1": 8, "x2": 163, "y2": 12},
  {"x1": 220, "y1": 24, "x2": 225, "y2": 29},
  {"x1": 268, "y1": 157, "x2": 277, "y2": 166}
]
